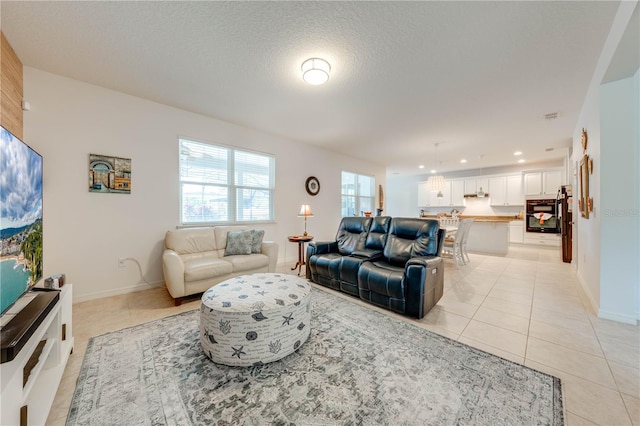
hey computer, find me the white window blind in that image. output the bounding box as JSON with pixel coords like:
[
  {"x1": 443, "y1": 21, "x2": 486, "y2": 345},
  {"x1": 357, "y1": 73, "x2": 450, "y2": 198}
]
[
  {"x1": 341, "y1": 171, "x2": 375, "y2": 217},
  {"x1": 179, "y1": 138, "x2": 275, "y2": 224}
]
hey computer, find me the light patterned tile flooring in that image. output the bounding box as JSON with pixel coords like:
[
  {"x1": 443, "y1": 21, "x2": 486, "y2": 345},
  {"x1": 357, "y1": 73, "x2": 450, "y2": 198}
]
[{"x1": 47, "y1": 245, "x2": 639, "y2": 425}]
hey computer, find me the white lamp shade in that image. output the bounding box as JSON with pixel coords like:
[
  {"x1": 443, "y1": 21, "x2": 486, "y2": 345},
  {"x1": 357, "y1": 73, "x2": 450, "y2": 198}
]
[
  {"x1": 426, "y1": 175, "x2": 446, "y2": 191},
  {"x1": 301, "y1": 58, "x2": 331, "y2": 85},
  {"x1": 298, "y1": 204, "x2": 314, "y2": 217}
]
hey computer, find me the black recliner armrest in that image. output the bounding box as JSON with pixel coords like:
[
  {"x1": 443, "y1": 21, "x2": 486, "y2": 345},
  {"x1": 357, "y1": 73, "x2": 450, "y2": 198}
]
[
  {"x1": 405, "y1": 255, "x2": 440, "y2": 269},
  {"x1": 404, "y1": 255, "x2": 444, "y2": 319},
  {"x1": 308, "y1": 241, "x2": 338, "y2": 255},
  {"x1": 351, "y1": 249, "x2": 383, "y2": 260}
]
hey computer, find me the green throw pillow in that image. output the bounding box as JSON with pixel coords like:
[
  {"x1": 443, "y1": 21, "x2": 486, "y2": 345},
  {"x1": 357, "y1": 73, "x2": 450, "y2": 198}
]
[
  {"x1": 251, "y1": 229, "x2": 265, "y2": 253},
  {"x1": 225, "y1": 230, "x2": 253, "y2": 255}
]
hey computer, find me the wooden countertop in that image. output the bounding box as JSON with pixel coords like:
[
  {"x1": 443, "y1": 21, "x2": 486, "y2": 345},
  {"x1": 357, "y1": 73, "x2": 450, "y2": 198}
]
[{"x1": 421, "y1": 215, "x2": 523, "y2": 223}]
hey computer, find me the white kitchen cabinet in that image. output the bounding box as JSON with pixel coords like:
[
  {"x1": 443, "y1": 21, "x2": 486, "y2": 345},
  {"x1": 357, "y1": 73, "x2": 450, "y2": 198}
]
[
  {"x1": 506, "y1": 175, "x2": 524, "y2": 204},
  {"x1": 489, "y1": 175, "x2": 523, "y2": 206},
  {"x1": 476, "y1": 178, "x2": 489, "y2": 196},
  {"x1": 419, "y1": 180, "x2": 465, "y2": 207},
  {"x1": 509, "y1": 220, "x2": 524, "y2": 243},
  {"x1": 450, "y1": 180, "x2": 465, "y2": 206},
  {"x1": 524, "y1": 172, "x2": 542, "y2": 196},
  {"x1": 524, "y1": 232, "x2": 561, "y2": 246},
  {"x1": 417, "y1": 181, "x2": 429, "y2": 207},
  {"x1": 524, "y1": 170, "x2": 562, "y2": 197},
  {"x1": 489, "y1": 177, "x2": 507, "y2": 205},
  {"x1": 543, "y1": 171, "x2": 561, "y2": 196},
  {"x1": 428, "y1": 180, "x2": 451, "y2": 206},
  {"x1": 464, "y1": 178, "x2": 489, "y2": 196},
  {"x1": 464, "y1": 179, "x2": 477, "y2": 195}
]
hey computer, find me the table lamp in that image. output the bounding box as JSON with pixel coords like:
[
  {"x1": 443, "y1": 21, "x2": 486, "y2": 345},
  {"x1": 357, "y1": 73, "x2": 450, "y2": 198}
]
[{"x1": 297, "y1": 204, "x2": 314, "y2": 236}]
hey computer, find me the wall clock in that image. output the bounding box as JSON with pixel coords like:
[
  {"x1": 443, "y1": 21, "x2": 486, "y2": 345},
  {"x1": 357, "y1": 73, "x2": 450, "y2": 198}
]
[{"x1": 305, "y1": 176, "x2": 320, "y2": 196}]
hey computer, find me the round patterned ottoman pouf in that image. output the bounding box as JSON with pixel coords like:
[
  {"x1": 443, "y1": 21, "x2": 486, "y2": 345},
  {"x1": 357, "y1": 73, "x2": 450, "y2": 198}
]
[{"x1": 200, "y1": 273, "x2": 312, "y2": 367}]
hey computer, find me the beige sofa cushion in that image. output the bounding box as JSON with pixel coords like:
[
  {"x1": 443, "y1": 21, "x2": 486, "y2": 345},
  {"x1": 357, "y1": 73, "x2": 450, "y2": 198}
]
[
  {"x1": 184, "y1": 258, "x2": 233, "y2": 282},
  {"x1": 224, "y1": 253, "x2": 270, "y2": 272},
  {"x1": 166, "y1": 227, "x2": 218, "y2": 254}
]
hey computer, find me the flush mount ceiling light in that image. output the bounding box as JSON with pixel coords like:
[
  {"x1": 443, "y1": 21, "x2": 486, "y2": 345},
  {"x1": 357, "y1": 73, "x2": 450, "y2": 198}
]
[{"x1": 301, "y1": 58, "x2": 331, "y2": 85}]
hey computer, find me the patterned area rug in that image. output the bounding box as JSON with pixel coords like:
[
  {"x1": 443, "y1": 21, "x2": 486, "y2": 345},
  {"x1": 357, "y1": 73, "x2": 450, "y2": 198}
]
[{"x1": 67, "y1": 288, "x2": 564, "y2": 425}]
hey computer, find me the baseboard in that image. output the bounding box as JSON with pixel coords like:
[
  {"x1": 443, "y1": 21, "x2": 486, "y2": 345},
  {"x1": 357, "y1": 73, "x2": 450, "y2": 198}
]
[
  {"x1": 575, "y1": 270, "x2": 600, "y2": 316},
  {"x1": 72, "y1": 280, "x2": 164, "y2": 303},
  {"x1": 597, "y1": 309, "x2": 638, "y2": 325},
  {"x1": 576, "y1": 271, "x2": 639, "y2": 325}
]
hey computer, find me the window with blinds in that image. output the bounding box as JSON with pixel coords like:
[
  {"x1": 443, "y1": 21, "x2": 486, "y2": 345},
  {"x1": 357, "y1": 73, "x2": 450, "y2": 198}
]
[
  {"x1": 179, "y1": 138, "x2": 275, "y2": 224},
  {"x1": 341, "y1": 171, "x2": 375, "y2": 217}
]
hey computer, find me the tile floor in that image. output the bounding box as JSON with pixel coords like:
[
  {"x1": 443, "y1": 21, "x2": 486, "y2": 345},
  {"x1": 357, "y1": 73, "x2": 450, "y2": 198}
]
[{"x1": 47, "y1": 245, "x2": 639, "y2": 425}]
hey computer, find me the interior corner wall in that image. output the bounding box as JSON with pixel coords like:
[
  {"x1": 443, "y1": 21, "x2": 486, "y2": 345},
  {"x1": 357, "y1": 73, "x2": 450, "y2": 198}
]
[
  {"x1": 572, "y1": 1, "x2": 639, "y2": 323},
  {"x1": 599, "y1": 71, "x2": 640, "y2": 324},
  {"x1": 23, "y1": 67, "x2": 385, "y2": 302}
]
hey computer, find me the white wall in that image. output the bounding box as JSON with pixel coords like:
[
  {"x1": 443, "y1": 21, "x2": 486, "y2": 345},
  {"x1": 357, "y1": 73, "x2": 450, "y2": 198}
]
[
  {"x1": 385, "y1": 174, "x2": 423, "y2": 217},
  {"x1": 599, "y1": 70, "x2": 640, "y2": 323},
  {"x1": 23, "y1": 68, "x2": 385, "y2": 302},
  {"x1": 572, "y1": 1, "x2": 639, "y2": 323},
  {"x1": 572, "y1": 76, "x2": 603, "y2": 311}
]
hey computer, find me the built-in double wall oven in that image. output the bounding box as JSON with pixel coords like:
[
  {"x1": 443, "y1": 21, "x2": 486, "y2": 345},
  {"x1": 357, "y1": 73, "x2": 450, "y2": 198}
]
[{"x1": 526, "y1": 198, "x2": 560, "y2": 233}]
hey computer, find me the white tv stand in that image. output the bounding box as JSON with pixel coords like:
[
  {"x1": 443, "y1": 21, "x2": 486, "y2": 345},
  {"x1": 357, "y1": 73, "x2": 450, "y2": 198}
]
[{"x1": 0, "y1": 285, "x2": 74, "y2": 425}]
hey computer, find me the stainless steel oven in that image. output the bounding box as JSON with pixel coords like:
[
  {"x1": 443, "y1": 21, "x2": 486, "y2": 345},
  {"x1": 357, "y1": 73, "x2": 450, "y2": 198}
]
[{"x1": 526, "y1": 198, "x2": 560, "y2": 233}]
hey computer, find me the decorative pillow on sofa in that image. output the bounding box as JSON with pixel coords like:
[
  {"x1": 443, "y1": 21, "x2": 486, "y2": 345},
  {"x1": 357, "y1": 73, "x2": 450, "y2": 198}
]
[
  {"x1": 251, "y1": 230, "x2": 265, "y2": 253},
  {"x1": 225, "y1": 230, "x2": 254, "y2": 255}
]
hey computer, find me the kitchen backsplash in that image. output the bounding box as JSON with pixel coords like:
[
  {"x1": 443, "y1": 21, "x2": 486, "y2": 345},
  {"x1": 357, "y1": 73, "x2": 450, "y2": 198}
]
[{"x1": 421, "y1": 197, "x2": 522, "y2": 217}]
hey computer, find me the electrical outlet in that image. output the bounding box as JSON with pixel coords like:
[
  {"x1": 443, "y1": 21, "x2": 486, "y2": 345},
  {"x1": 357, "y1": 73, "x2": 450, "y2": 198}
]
[{"x1": 118, "y1": 257, "x2": 126, "y2": 268}]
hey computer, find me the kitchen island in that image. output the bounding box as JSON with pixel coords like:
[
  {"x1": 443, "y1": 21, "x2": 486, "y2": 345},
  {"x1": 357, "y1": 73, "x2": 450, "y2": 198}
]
[
  {"x1": 422, "y1": 215, "x2": 520, "y2": 255},
  {"x1": 465, "y1": 221, "x2": 509, "y2": 255}
]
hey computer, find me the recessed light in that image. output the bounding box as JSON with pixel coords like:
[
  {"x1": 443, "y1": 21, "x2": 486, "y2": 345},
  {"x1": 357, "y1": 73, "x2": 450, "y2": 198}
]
[
  {"x1": 460, "y1": 159, "x2": 467, "y2": 163},
  {"x1": 518, "y1": 159, "x2": 525, "y2": 163},
  {"x1": 430, "y1": 169, "x2": 436, "y2": 174},
  {"x1": 514, "y1": 151, "x2": 523, "y2": 156},
  {"x1": 419, "y1": 165, "x2": 425, "y2": 169}
]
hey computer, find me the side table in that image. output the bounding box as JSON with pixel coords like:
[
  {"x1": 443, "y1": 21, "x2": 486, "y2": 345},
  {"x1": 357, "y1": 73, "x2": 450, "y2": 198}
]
[{"x1": 288, "y1": 235, "x2": 314, "y2": 276}]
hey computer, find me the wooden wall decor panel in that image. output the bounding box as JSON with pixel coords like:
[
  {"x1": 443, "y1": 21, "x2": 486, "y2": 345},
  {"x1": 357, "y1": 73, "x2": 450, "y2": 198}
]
[{"x1": 1, "y1": 31, "x2": 24, "y2": 139}]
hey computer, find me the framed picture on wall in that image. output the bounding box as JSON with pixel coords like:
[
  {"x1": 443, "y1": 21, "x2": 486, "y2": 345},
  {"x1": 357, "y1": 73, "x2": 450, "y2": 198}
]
[
  {"x1": 89, "y1": 154, "x2": 131, "y2": 194},
  {"x1": 579, "y1": 154, "x2": 590, "y2": 219}
]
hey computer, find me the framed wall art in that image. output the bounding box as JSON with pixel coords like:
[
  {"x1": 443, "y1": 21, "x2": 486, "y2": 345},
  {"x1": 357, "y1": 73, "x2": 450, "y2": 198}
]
[
  {"x1": 577, "y1": 128, "x2": 593, "y2": 218},
  {"x1": 89, "y1": 154, "x2": 131, "y2": 194}
]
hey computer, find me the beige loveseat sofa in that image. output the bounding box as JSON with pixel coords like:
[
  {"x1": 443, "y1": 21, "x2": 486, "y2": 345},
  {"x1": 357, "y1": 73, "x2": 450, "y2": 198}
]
[{"x1": 162, "y1": 226, "x2": 278, "y2": 305}]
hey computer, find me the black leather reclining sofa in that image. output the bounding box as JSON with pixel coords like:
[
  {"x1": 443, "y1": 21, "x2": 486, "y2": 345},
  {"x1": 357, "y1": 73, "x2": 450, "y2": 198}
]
[{"x1": 306, "y1": 217, "x2": 445, "y2": 319}]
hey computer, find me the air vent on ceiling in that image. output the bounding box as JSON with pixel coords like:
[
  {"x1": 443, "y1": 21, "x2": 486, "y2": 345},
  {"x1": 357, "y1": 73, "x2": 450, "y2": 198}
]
[
  {"x1": 545, "y1": 147, "x2": 554, "y2": 152},
  {"x1": 545, "y1": 112, "x2": 558, "y2": 120}
]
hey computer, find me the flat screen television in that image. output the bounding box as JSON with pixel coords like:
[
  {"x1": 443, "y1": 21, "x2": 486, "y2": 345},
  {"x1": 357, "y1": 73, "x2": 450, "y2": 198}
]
[{"x1": 0, "y1": 125, "x2": 43, "y2": 315}]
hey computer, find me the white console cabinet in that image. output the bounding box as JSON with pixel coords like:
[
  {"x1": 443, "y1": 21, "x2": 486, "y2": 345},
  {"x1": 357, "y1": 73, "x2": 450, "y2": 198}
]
[{"x1": 0, "y1": 285, "x2": 73, "y2": 426}]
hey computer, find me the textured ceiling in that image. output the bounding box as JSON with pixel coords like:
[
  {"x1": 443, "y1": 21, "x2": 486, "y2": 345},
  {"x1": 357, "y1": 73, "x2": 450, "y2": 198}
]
[{"x1": 0, "y1": 1, "x2": 623, "y2": 175}]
